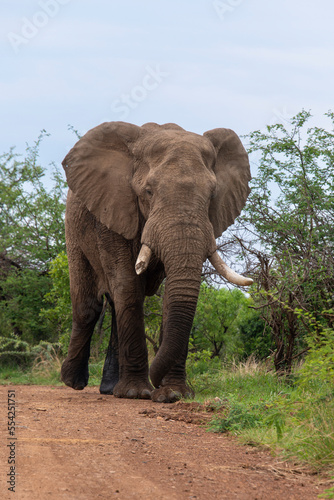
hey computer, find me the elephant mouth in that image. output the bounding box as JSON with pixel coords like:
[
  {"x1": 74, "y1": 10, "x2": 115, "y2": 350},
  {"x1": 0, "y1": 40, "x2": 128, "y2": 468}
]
[{"x1": 135, "y1": 243, "x2": 253, "y2": 287}]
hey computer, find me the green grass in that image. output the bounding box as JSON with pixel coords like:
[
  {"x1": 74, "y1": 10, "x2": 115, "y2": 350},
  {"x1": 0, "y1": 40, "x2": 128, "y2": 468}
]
[
  {"x1": 0, "y1": 364, "x2": 62, "y2": 385},
  {"x1": 0, "y1": 358, "x2": 103, "y2": 386},
  {"x1": 2, "y1": 352, "x2": 334, "y2": 482},
  {"x1": 187, "y1": 356, "x2": 285, "y2": 405},
  {"x1": 187, "y1": 356, "x2": 334, "y2": 476}
]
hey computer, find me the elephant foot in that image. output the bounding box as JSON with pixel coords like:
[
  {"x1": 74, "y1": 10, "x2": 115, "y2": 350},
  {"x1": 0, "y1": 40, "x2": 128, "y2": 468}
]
[
  {"x1": 99, "y1": 367, "x2": 119, "y2": 395},
  {"x1": 151, "y1": 383, "x2": 194, "y2": 403},
  {"x1": 113, "y1": 378, "x2": 153, "y2": 399},
  {"x1": 61, "y1": 358, "x2": 89, "y2": 391},
  {"x1": 99, "y1": 377, "x2": 118, "y2": 395}
]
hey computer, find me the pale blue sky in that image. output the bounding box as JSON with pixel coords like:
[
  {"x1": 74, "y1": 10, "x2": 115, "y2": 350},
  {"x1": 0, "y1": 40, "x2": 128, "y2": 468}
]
[{"x1": 1, "y1": 0, "x2": 334, "y2": 174}]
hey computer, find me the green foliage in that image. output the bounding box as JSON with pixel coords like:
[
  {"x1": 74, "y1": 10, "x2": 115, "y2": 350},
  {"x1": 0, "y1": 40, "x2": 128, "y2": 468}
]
[
  {"x1": 0, "y1": 335, "x2": 33, "y2": 366},
  {"x1": 0, "y1": 132, "x2": 66, "y2": 269},
  {"x1": 260, "y1": 385, "x2": 334, "y2": 472},
  {"x1": 246, "y1": 110, "x2": 334, "y2": 248},
  {"x1": 237, "y1": 110, "x2": 334, "y2": 371},
  {"x1": 299, "y1": 327, "x2": 334, "y2": 385},
  {"x1": 0, "y1": 269, "x2": 51, "y2": 343},
  {"x1": 238, "y1": 311, "x2": 273, "y2": 359},
  {"x1": 210, "y1": 401, "x2": 264, "y2": 433},
  {"x1": 0, "y1": 133, "x2": 67, "y2": 345},
  {"x1": 320, "y1": 481, "x2": 334, "y2": 499},
  {"x1": 191, "y1": 283, "x2": 258, "y2": 360},
  {"x1": 0, "y1": 334, "x2": 61, "y2": 368},
  {"x1": 40, "y1": 251, "x2": 72, "y2": 351}
]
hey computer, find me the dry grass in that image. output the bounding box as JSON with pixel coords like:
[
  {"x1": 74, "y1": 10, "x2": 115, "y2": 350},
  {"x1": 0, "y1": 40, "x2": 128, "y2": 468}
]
[{"x1": 229, "y1": 355, "x2": 269, "y2": 376}]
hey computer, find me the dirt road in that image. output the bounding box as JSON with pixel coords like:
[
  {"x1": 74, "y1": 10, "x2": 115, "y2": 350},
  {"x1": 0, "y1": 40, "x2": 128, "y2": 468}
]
[{"x1": 1, "y1": 385, "x2": 325, "y2": 499}]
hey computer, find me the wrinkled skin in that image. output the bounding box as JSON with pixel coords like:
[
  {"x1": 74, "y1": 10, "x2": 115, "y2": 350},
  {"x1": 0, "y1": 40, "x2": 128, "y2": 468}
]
[{"x1": 61, "y1": 121, "x2": 251, "y2": 402}]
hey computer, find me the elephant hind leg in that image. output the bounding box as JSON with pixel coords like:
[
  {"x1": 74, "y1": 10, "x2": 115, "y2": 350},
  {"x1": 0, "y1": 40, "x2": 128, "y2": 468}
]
[
  {"x1": 100, "y1": 297, "x2": 119, "y2": 394},
  {"x1": 61, "y1": 249, "x2": 103, "y2": 390}
]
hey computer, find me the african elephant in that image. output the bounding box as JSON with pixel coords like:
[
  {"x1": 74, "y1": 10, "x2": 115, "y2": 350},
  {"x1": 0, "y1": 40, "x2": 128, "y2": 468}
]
[{"x1": 60, "y1": 121, "x2": 252, "y2": 403}]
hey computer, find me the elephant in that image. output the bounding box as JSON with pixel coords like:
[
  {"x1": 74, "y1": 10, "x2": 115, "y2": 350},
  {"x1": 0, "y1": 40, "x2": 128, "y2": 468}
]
[{"x1": 60, "y1": 121, "x2": 252, "y2": 403}]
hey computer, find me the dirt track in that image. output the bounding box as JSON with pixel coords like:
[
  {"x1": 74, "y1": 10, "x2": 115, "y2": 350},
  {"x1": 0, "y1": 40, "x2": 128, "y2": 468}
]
[{"x1": 1, "y1": 385, "x2": 325, "y2": 499}]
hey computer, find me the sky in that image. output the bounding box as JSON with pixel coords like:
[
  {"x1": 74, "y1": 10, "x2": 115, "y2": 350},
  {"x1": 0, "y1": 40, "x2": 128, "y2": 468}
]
[{"x1": 1, "y1": 0, "x2": 334, "y2": 181}]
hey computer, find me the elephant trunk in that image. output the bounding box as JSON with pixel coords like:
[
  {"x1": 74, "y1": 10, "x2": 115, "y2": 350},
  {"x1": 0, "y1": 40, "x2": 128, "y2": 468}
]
[
  {"x1": 148, "y1": 246, "x2": 203, "y2": 388},
  {"x1": 138, "y1": 209, "x2": 253, "y2": 388}
]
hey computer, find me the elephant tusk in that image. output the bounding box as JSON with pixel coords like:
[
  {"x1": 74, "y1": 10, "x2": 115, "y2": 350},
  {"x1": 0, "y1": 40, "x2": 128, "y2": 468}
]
[
  {"x1": 135, "y1": 244, "x2": 152, "y2": 275},
  {"x1": 209, "y1": 251, "x2": 253, "y2": 287}
]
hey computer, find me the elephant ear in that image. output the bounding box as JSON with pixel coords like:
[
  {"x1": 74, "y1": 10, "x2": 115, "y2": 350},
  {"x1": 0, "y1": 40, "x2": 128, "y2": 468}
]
[
  {"x1": 62, "y1": 122, "x2": 141, "y2": 240},
  {"x1": 204, "y1": 128, "x2": 251, "y2": 238}
]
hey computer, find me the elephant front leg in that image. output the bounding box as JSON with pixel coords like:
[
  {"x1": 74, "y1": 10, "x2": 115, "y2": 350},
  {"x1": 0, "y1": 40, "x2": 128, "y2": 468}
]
[
  {"x1": 151, "y1": 318, "x2": 193, "y2": 403},
  {"x1": 151, "y1": 352, "x2": 194, "y2": 403},
  {"x1": 112, "y1": 299, "x2": 153, "y2": 399}
]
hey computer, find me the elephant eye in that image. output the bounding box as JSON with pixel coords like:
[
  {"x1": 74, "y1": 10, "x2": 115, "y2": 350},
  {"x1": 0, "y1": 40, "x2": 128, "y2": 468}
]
[
  {"x1": 210, "y1": 188, "x2": 217, "y2": 200},
  {"x1": 145, "y1": 187, "x2": 153, "y2": 197}
]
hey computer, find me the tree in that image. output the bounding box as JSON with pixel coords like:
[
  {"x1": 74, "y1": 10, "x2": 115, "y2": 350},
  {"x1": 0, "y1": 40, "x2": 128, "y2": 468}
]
[
  {"x1": 238, "y1": 309, "x2": 273, "y2": 360},
  {"x1": 235, "y1": 110, "x2": 334, "y2": 372},
  {"x1": 40, "y1": 252, "x2": 72, "y2": 346},
  {"x1": 0, "y1": 133, "x2": 67, "y2": 343},
  {"x1": 191, "y1": 284, "x2": 251, "y2": 360}
]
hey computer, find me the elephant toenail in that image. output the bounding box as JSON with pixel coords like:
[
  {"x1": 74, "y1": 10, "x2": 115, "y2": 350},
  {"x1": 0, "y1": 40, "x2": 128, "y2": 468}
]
[
  {"x1": 157, "y1": 394, "x2": 166, "y2": 403},
  {"x1": 126, "y1": 389, "x2": 137, "y2": 398},
  {"x1": 171, "y1": 391, "x2": 182, "y2": 400},
  {"x1": 141, "y1": 389, "x2": 152, "y2": 399}
]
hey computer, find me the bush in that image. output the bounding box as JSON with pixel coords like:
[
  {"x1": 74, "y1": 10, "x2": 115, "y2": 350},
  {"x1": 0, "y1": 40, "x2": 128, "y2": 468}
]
[
  {"x1": 0, "y1": 334, "x2": 62, "y2": 368},
  {"x1": 190, "y1": 283, "x2": 252, "y2": 360}
]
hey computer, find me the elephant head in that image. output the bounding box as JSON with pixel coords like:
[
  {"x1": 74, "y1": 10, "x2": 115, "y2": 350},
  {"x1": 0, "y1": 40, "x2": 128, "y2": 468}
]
[{"x1": 62, "y1": 121, "x2": 251, "y2": 388}]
